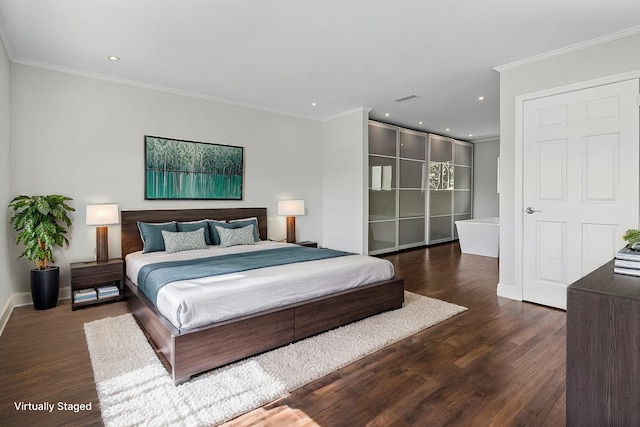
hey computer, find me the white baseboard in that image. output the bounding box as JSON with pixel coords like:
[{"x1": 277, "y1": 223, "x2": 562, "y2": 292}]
[
  {"x1": 0, "y1": 292, "x2": 30, "y2": 336},
  {"x1": 497, "y1": 282, "x2": 522, "y2": 301},
  {"x1": 0, "y1": 288, "x2": 71, "y2": 336}
]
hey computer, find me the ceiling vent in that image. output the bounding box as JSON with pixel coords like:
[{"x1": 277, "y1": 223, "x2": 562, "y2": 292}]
[{"x1": 394, "y1": 95, "x2": 419, "y2": 103}]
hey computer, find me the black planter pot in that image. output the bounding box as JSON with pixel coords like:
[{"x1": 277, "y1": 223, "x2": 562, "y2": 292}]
[{"x1": 31, "y1": 266, "x2": 60, "y2": 310}]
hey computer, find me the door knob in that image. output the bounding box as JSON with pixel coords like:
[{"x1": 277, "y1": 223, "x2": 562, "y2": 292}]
[{"x1": 526, "y1": 207, "x2": 541, "y2": 214}]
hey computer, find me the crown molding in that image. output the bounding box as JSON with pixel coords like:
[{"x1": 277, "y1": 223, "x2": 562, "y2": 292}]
[
  {"x1": 11, "y1": 56, "x2": 328, "y2": 122},
  {"x1": 495, "y1": 25, "x2": 640, "y2": 72},
  {"x1": 0, "y1": 10, "x2": 15, "y2": 60},
  {"x1": 471, "y1": 136, "x2": 500, "y2": 144},
  {"x1": 322, "y1": 106, "x2": 371, "y2": 122}
]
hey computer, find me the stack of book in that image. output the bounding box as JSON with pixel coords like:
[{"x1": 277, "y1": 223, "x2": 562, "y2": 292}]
[
  {"x1": 74, "y1": 288, "x2": 97, "y2": 303},
  {"x1": 97, "y1": 285, "x2": 120, "y2": 299},
  {"x1": 614, "y1": 246, "x2": 640, "y2": 276}
]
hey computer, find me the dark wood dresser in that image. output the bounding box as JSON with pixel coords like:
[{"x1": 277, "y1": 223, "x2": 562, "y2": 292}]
[{"x1": 567, "y1": 259, "x2": 640, "y2": 426}]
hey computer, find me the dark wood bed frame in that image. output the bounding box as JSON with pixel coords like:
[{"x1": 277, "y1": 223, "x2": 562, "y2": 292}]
[{"x1": 121, "y1": 208, "x2": 404, "y2": 385}]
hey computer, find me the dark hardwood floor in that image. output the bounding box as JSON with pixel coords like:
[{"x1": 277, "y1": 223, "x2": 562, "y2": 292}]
[{"x1": 0, "y1": 243, "x2": 566, "y2": 426}]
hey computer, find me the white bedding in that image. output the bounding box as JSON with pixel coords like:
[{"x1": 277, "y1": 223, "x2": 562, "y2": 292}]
[{"x1": 125, "y1": 241, "x2": 395, "y2": 330}]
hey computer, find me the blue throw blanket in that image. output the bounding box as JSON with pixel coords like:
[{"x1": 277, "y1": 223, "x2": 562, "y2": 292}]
[{"x1": 137, "y1": 246, "x2": 352, "y2": 305}]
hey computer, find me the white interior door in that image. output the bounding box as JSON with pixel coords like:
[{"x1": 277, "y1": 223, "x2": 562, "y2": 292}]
[{"x1": 522, "y1": 79, "x2": 640, "y2": 309}]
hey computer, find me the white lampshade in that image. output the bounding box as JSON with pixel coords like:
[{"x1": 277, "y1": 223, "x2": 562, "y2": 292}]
[
  {"x1": 278, "y1": 200, "x2": 305, "y2": 216},
  {"x1": 86, "y1": 204, "x2": 120, "y2": 225}
]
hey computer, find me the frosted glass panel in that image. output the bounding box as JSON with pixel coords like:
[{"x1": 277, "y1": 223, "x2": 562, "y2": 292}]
[
  {"x1": 454, "y1": 191, "x2": 472, "y2": 214},
  {"x1": 369, "y1": 125, "x2": 397, "y2": 156},
  {"x1": 431, "y1": 137, "x2": 452, "y2": 162},
  {"x1": 399, "y1": 190, "x2": 425, "y2": 218},
  {"x1": 429, "y1": 190, "x2": 452, "y2": 216},
  {"x1": 454, "y1": 214, "x2": 472, "y2": 222},
  {"x1": 369, "y1": 221, "x2": 396, "y2": 252},
  {"x1": 430, "y1": 216, "x2": 453, "y2": 242},
  {"x1": 454, "y1": 166, "x2": 471, "y2": 190},
  {"x1": 369, "y1": 190, "x2": 396, "y2": 221},
  {"x1": 399, "y1": 218, "x2": 425, "y2": 246},
  {"x1": 369, "y1": 156, "x2": 396, "y2": 190},
  {"x1": 455, "y1": 143, "x2": 473, "y2": 166},
  {"x1": 400, "y1": 132, "x2": 425, "y2": 160},
  {"x1": 400, "y1": 160, "x2": 425, "y2": 189}
]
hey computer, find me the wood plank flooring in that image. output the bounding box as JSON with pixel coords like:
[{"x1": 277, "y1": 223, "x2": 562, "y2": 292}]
[{"x1": 0, "y1": 243, "x2": 566, "y2": 426}]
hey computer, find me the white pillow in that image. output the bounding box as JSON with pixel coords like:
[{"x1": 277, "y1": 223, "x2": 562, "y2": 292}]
[
  {"x1": 215, "y1": 224, "x2": 257, "y2": 248},
  {"x1": 161, "y1": 228, "x2": 208, "y2": 253}
]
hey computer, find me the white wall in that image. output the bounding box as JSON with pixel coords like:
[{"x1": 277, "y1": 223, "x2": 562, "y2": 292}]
[
  {"x1": 322, "y1": 108, "x2": 368, "y2": 253},
  {"x1": 498, "y1": 32, "x2": 640, "y2": 299},
  {"x1": 0, "y1": 39, "x2": 11, "y2": 316},
  {"x1": 472, "y1": 139, "x2": 499, "y2": 218},
  {"x1": 9, "y1": 64, "x2": 325, "y2": 296}
]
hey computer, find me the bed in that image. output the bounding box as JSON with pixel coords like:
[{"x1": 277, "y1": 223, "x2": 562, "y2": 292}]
[{"x1": 121, "y1": 208, "x2": 404, "y2": 385}]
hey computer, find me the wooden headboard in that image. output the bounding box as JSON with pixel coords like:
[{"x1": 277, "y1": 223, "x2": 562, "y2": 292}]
[{"x1": 121, "y1": 208, "x2": 268, "y2": 258}]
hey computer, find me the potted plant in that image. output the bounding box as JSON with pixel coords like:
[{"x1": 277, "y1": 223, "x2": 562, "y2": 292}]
[
  {"x1": 623, "y1": 229, "x2": 640, "y2": 251},
  {"x1": 8, "y1": 195, "x2": 75, "y2": 310}
]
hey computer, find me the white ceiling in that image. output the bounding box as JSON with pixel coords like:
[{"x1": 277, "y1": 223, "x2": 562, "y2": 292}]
[{"x1": 1, "y1": 1, "x2": 639, "y2": 142}]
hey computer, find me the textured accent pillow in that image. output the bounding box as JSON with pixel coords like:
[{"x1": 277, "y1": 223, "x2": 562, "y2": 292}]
[
  {"x1": 215, "y1": 224, "x2": 256, "y2": 248},
  {"x1": 138, "y1": 221, "x2": 178, "y2": 253},
  {"x1": 205, "y1": 220, "x2": 228, "y2": 246},
  {"x1": 228, "y1": 217, "x2": 261, "y2": 241},
  {"x1": 161, "y1": 228, "x2": 209, "y2": 253},
  {"x1": 177, "y1": 221, "x2": 213, "y2": 245}
]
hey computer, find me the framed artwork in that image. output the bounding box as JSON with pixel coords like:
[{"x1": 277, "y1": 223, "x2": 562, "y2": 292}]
[{"x1": 144, "y1": 135, "x2": 244, "y2": 200}]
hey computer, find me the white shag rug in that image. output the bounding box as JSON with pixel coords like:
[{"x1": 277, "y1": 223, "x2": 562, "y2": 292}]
[{"x1": 84, "y1": 291, "x2": 466, "y2": 426}]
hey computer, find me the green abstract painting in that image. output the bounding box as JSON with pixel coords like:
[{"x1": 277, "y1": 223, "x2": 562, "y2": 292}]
[{"x1": 144, "y1": 136, "x2": 243, "y2": 200}]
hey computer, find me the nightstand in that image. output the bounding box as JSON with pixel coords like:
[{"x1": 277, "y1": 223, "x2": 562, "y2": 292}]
[
  {"x1": 295, "y1": 241, "x2": 318, "y2": 248},
  {"x1": 70, "y1": 259, "x2": 124, "y2": 310}
]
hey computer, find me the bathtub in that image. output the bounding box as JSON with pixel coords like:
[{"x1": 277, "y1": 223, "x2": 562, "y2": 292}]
[{"x1": 455, "y1": 217, "x2": 500, "y2": 258}]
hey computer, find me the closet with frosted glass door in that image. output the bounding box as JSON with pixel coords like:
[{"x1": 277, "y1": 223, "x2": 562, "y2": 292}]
[
  {"x1": 368, "y1": 122, "x2": 398, "y2": 254},
  {"x1": 368, "y1": 121, "x2": 473, "y2": 255},
  {"x1": 369, "y1": 122, "x2": 428, "y2": 254},
  {"x1": 398, "y1": 129, "x2": 427, "y2": 250},
  {"x1": 428, "y1": 134, "x2": 473, "y2": 244},
  {"x1": 453, "y1": 140, "x2": 473, "y2": 237}
]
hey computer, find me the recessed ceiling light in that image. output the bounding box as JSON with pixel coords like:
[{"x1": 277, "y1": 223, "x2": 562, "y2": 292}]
[
  {"x1": 469, "y1": 134, "x2": 473, "y2": 137},
  {"x1": 311, "y1": 102, "x2": 317, "y2": 107},
  {"x1": 418, "y1": 121, "x2": 423, "y2": 125},
  {"x1": 384, "y1": 113, "x2": 390, "y2": 117},
  {"x1": 478, "y1": 96, "x2": 484, "y2": 101},
  {"x1": 445, "y1": 128, "x2": 450, "y2": 132},
  {"x1": 108, "y1": 56, "x2": 120, "y2": 61}
]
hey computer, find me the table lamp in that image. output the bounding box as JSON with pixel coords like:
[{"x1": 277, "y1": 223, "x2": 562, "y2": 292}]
[
  {"x1": 86, "y1": 204, "x2": 119, "y2": 262},
  {"x1": 278, "y1": 200, "x2": 305, "y2": 243}
]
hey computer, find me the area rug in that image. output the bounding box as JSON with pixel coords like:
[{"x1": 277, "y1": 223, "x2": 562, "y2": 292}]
[{"x1": 84, "y1": 291, "x2": 466, "y2": 426}]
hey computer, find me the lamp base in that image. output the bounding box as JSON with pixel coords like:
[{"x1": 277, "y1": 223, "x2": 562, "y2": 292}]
[
  {"x1": 286, "y1": 216, "x2": 296, "y2": 243},
  {"x1": 96, "y1": 226, "x2": 109, "y2": 262}
]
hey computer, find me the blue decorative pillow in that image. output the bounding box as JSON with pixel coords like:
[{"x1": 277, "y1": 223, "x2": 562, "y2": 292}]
[
  {"x1": 161, "y1": 228, "x2": 208, "y2": 253},
  {"x1": 228, "y1": 217, "x2": 261, "y2": 241},
  {"x1": 215, "y1": 224, "x2": 256, "y2": 248},
  {"x1": 205, "y1": 220, "x2": 228, "y2": 245},
  {"x1": 138, "y1": 221, "x2": 177, "y2": 253},
  {"x1": 177, "y1": 221, "x2": 212, "y2": 245}
]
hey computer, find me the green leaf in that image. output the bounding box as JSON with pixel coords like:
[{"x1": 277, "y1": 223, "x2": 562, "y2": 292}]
[
  {"x1": 623, "y1": 229, "x2": 640, "y2": 244},
  {"x1": 8, "y1": 194, "x2": 75, "y2": 268}
]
